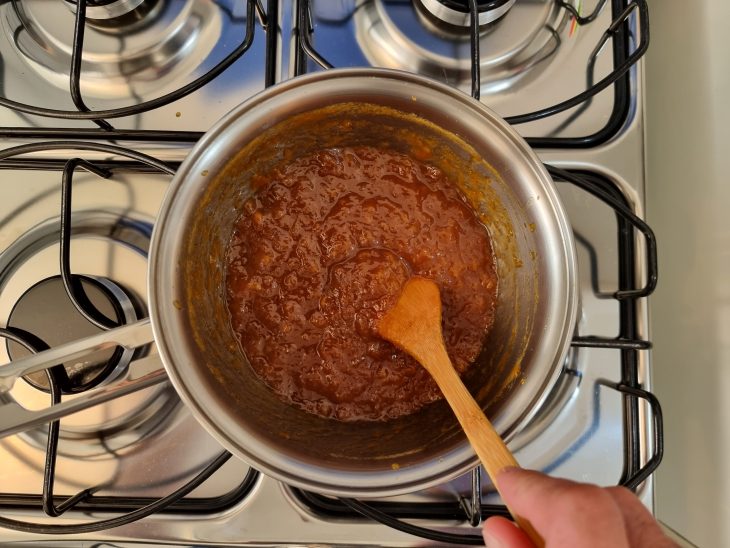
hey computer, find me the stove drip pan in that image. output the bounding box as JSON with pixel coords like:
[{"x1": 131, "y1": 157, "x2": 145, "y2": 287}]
[
  {"x1": 353, "y1": 0, "x2": 568, "y2": 91},
  {"x1": 0, "y1": 210, "x2": 179, "y2": 457},
  {"x1": 5, "y1": 0, "x2": 223, "y2": 99}
]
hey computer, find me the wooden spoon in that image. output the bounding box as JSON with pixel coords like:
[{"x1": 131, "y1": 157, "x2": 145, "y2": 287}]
[{"x1": 377, "y1": 276, "x2": 543, "y2": 547}]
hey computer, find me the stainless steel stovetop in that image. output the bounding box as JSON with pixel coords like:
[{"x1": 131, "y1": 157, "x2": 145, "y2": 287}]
[{"x1": 0, "y1": 1, "x2": 659, "y2": 545}]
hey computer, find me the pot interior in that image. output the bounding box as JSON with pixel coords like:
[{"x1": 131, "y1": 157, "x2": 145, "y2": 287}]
[{"x1": 180, "y1": 102, "x2": 539, "y2": 477}]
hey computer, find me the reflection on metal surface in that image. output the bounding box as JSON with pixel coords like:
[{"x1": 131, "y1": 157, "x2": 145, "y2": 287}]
[
  {"x1": 63, "y1": 0, "x2": 161, "y2": 30},
  {"x1": 353, "y1": 0, "x2": 566, "y2": 91},
  {"x1": 508, "y1": 347, "x2": 583, "y2": 454},
  {"x1": 3, "y1": 355, "x2": 173, "y2": 457},
  {"x1": 7, "y1": 274, "x2": 138, "y2": 393},
  {"x1": 4, "y1": 0, "x2": 222, "y2": 98}
]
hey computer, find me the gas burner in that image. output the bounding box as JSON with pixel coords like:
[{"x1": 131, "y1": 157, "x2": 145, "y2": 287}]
[
  {"x1": 62, "y1": 0, "x2": 163, "y2": 33},
  {"x1": 0, "y1": 210, "x2": 178, "y2": 456},
  {"x1": 4, "y1": 0, "x2": 222, "y2": 99},
  {"x1": 6, "y1": 274, "x2": 138, "y2": 394},
  {"x1": 354, "y1": 0, "x2": 568, "y2": 92},
  {"x1": 415, "y1": 0, "x2": 516, "y2": 29}
]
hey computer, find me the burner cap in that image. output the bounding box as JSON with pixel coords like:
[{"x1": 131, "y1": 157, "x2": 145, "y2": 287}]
[
  {"x1": 416, "y1": 0, "x2": 517, "y2": 28},
  {"x1": 6, "y1": 275, "x2": 139, "y2": 394}
]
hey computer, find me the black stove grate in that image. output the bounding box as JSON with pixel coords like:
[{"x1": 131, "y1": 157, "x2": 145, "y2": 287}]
[
  {"x1": 0, "y1": 145, "x2": 259, "y2": 534},
  {"x1": 0, "y1": 0, "x2": 661, "y2": 544},
  {"x1": 294, "y1": 0, "x2": 648, "y2": 148},
  {"x1": 0, "y1": 0, "x2": 647, "y2": 146}
]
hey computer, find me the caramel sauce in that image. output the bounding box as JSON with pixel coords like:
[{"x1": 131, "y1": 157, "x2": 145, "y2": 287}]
[{"x1": 225, "y1": 146, "x2": 498, "y2": 421}]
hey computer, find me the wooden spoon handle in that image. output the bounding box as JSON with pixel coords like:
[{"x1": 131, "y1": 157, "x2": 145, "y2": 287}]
[
  {"x1": 424, "y1": 346, "x2": 544, "y2": 547},
  {"x1": 429, "y1": 353, "x2": 517, "y2": 476},
  {"x1": 376, "y1": 277, "x2": 543, "y2": 545}
]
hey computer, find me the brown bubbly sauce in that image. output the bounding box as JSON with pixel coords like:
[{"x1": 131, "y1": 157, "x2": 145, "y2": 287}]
[{"x1": 225, "y1": 146, "x2": 498, "y2": 421}]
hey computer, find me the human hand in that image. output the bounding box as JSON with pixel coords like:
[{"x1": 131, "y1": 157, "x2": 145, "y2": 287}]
[{"x1": 482, "y1": 468, "x2": 678, "y2": 547}]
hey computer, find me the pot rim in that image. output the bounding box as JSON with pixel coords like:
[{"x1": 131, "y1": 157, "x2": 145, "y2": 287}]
[{"x1": 149, "y1": 68, "x2": 578, "y2": 497}]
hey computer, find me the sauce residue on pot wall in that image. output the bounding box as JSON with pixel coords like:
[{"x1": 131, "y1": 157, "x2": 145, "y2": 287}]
[{"x1": 225, "y1": 145, "x2": 499, "y2": 422}]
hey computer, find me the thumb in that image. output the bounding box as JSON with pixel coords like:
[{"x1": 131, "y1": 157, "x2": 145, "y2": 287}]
[{"x1": 482, "y1": 516, "x2": 535, "y2": 548}]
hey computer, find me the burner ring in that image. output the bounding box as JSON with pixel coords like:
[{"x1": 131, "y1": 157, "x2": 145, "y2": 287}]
[{"x1": 416, "y1": 0, "x2": 517, "y2": 28}]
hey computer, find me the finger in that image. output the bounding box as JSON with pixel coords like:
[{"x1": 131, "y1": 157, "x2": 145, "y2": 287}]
[
  {"x1": 483, "y1": 516, "x2": 536, "y2": 548},
  {"x1": 606, "y1": 487, "x2": 679, "y2": 547},
  {"x1": 496, "y1": 468, "x2": 630, "y2": 548}
]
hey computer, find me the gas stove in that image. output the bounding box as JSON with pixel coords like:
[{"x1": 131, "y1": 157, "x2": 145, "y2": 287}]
[{"x1": 0, "y1": 1, "x2": 660, "y2": 545}]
